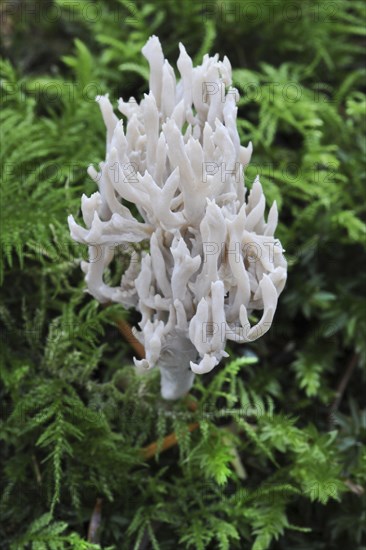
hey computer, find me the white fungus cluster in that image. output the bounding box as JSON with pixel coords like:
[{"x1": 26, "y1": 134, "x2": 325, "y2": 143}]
[{"x1": 68, "y1": 36, "x2": 287, "y2": 400}]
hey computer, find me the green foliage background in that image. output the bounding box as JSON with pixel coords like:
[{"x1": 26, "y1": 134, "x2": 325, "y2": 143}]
[{"x1": 1, "y1": 0, "x2": 365, "y2": 548}]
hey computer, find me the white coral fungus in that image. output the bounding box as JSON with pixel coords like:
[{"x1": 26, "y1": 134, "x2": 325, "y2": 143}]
[{"x1": 68, "y1": 36, "x2": 287, "y2": 400}]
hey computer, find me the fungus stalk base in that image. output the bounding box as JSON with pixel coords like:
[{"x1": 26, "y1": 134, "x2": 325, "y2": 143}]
[{"x1": 158, "y1": 337, "x2": 197, "y2": 400}]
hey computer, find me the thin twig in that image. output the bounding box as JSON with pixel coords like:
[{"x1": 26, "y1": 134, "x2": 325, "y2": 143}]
[
  {"x1": 344, "y1": 478, "x2": 364, "y2": 496},
  {"x1": 116, "y1": 318, "x2": 145, "y2": 359},
  {"x1": 31, "y1": 453, "x2": 42, "y2": 484},
  {"x1": 87, "y1": 497, "x2": 103, "y2": 543},
  {"x1": 142, "y1": 422, "x2": 199, "y2": 460},
  {"x1": 329, "y1": 353, "x2": 358, "y2": 427}
]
